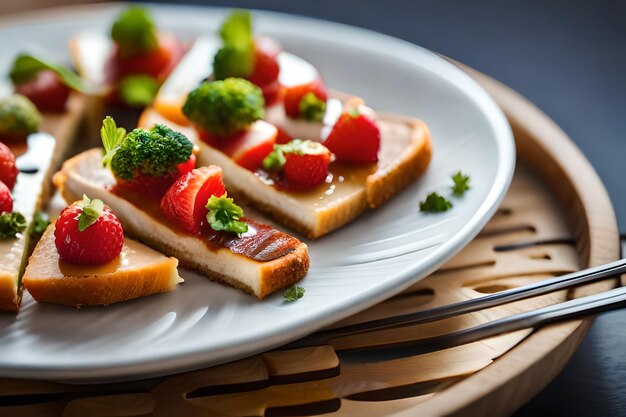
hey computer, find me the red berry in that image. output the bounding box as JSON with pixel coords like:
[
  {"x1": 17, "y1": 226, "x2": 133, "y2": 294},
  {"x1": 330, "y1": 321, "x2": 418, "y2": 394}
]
[
  {"x1": 115, "y1": 153, "x2": 196, "y2": 199},
  {"x1": 160, "y1": 166, "x2": 226, "y2": 234},
  {"x1": 54, "y1": 199, "x2": 124, "y2": 265},
  {"x1": 14, "y1": 70, "x2": 71, "y2": 113},
  {"x1": 282, "y1": 143, "x2": 331, "y2": 189},
  {"x1": 113, "y1": 33, "x2": 185, "y2": 81},
  {"x1": 0, "y1": 181, "x2": 12, "y2": 213},
  {"x1": 249, "y1": 46, "x2": 280, "y2": 88},
  {"x1": 284, "y1": 80, "x2": 327, "y2": 118},
  {"x1": 0, "y1": 142, "x2": 18, "y2": 190},
  {"x1": 324, "y1": 112, "x2": 381, "y2": 163},
  {"x1": 275, "y1": 128, "x2": 293, "y2": 145}
]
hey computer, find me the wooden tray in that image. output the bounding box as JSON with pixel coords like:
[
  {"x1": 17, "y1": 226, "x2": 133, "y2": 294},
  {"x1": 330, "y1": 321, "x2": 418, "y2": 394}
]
[{"x1": 0, "y1": 67, "x2": 620, "y2": 417}]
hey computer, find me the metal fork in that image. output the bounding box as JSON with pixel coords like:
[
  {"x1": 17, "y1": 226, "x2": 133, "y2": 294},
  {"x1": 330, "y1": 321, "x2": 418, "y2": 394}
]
[{"x1": 283, "y1": 258, "x2": 626, "y2": 355}]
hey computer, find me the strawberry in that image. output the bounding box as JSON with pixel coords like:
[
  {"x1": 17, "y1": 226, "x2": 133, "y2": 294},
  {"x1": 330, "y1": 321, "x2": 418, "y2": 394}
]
[
  {"x1": 263, "y1": 139, "x2": 331, "y2": 189},
  {"x1": 324, "y1": 110, "x2": 381, "y2": 163},
  {"x1": 284, "y1": 80, "x2": 327, "y2": 119},
  {"x1": 0, "y1": 181, "x2": 12, "y2": 214},
  {"x1": 0, "y1": 142, "x2": 18, "y2": 190},
  {"x1": 113, "y1": 34, "x2": 185, "y2": 82},
  {"x1": 160, "y1": 166, "x2": 226, "y2": 234},
  {"x1": 54, "y1": 196, "x2": 124, "y2": 265},
  {"x1": 115, "y1": 153, "x2": 196, "y2": 199},
  {"x1": 14, "y1": 70, "x2": 71, "y2": 113}
]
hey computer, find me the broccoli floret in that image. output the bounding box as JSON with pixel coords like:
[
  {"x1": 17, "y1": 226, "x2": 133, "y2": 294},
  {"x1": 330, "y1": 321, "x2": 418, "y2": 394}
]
[
  {"x1": 182, "y1": 78, "x2": 264, "y2": 137},
  {"x1": 110, "y1": 124, "x2": 193, "y2": 180},
  {"x1": 0, "y1": 94, "x2": 41, "y2": 139},
  {"x1": 213, "y1": 10, "x2": 254, "y2": 80},
  {"x1": 111, "y1": 7, "x2": 159, "y2": 58}
]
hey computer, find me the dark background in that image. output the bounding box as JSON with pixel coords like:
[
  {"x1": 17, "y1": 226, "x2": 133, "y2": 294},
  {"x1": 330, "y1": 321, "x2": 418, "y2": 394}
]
[
  {"x1": 111, "y1": 0, "x2": 626, "y2": 414},
  {"x1": 137, "y1": 1, "x2": 625, "y2": 415}
]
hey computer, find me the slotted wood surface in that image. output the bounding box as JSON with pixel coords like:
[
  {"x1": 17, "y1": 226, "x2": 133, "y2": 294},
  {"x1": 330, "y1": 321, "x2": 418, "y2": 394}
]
[{"x1": 0, "y1": 68, "x2": 620, "y2": 417}]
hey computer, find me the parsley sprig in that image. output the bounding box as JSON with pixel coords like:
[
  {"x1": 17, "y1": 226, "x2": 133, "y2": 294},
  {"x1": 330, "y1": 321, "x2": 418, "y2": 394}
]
[
  {"x1": 419, "y1": 171, "x2": 471, "y2": 213},
  {"x1": 0, "y1": 212, "x2": 27, "y2": 239},
  {"x1": 206, "y1": 194, "x2": 248, "y2": 236},
  {"x1": 283, "y1": 286, "x2": 305, "y2": 302},
  {"x1": 101, "y1": 116, "x2": 127, "y2": 168}
]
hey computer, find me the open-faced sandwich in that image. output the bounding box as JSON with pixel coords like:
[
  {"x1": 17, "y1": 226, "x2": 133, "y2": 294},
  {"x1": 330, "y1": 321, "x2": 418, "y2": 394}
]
[
  {"x1": 54, "y1": 117, "x2": 310, "y2": 299},
  {"x1": 23, "y1": 195, "x2": 181, "y2": 307},
  {"x1": 139, "y1": 10, "x2": 432, "y2": 239}
]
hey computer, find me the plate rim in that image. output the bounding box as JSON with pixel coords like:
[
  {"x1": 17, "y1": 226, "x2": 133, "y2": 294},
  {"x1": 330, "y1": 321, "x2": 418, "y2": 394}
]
[{"x1": 0, "y1": 2, "x2": 515, "y2": 382}]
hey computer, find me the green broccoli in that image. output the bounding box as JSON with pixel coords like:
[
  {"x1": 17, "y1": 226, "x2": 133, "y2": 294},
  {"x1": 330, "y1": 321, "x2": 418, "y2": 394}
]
[
  {"x1": 182, "y1": 78, "x2": 264, "y2": 137},
  {"x1": 0, "y1": 94, "x2": 41, "y2": 140},
  {"x1": 111, "y1": 7, "x2": 159, "y2": 58},
  {"x1": 213, "y1": 10, "x2": 254, "y2": 80},
  {"x1": 109, "y1": 123, "x2": 193, "y2": 180}
]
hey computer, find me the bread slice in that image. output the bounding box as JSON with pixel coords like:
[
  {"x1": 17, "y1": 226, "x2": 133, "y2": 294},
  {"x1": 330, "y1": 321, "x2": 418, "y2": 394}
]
[
  {"x1": 53, "y1": 149, "x2": 310, "y2": 299},
  {"x1": 22, "y1": 225, "x2": 181, "y2": 307},
  {"x1": 139, "y1": 107, "x2": 432, "y2": 239}
]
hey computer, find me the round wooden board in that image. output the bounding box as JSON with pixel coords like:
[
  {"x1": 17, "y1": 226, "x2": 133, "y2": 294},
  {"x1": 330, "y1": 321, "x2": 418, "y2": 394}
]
[{"x1": 0, "y1": 69, "x2": 619, "y2": 416}]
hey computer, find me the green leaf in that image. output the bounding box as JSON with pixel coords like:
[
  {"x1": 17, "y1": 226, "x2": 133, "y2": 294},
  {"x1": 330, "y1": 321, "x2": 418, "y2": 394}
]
[
  {"x1": 118, "y1": 74, "x2": 160, "y2": 108},
  {"x1": 283, "y1": 286, "x2": 305, "y2": 302},
  {"x1": 213, "y1": 10, "x2": 254, "y2": 80},
  {"x1": 419, "y1": 192, "x2": 452, "y2": 213},
  {"x1": 9, "y1": 54, "x2": 87, "y2": 92},
  {"x1": 451, "y1": 171, "x2": 470, "y2": 196},
  {"x1": 101, "y1": 116, "x2": 127, "y2": 168},
  {"x1": 77, "y1": 195, "x2": 104, "y2": 232},
  {"x1": 205, "y1": 194, "x2": 248, "y2": 236},
  {"x1": 111, "y1": 6, "x2": 159, "y2": 58},
  {"x1": 32, "y1": 211, "x2": 50, "y2": 235},
  {"x1": 262, "y1": 148, "x2": 286, "y2": 172},
  {"x1": 0, "y1": 212, "x2": 27, "y2": 239},
  {"x1": 299, "y1": 92, "x2": 326, "y2": 122}
]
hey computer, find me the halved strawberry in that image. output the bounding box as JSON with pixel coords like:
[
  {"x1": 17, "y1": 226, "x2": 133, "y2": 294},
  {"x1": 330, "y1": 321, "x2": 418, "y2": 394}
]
[
  {"x1": 284, "y1": 80, "x2": 327, "y2": 119},
  {"x1": 0, "y1": 142, "x2": 18, "y2": 191},
  {"x1": 116, "y1": 153, "x2": 196, "y2": 199},
  {"x1": 324, "y1": 110, "x2": 380, "y2": 163},
  {"x1": 198, "y1": 121, "x2": 277, "y2": 172},
  {"x1": 160, "y1": 166, "x2": 226, "y2": 234},
  {"x1": 0, "y1": 181, "x2": 12, "y2": 214}
]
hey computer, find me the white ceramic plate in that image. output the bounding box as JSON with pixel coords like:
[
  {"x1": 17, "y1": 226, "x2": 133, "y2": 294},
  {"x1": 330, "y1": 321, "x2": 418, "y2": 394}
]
[{"x1": 0, "y1": 3, "x2": 514, "y2": 382}]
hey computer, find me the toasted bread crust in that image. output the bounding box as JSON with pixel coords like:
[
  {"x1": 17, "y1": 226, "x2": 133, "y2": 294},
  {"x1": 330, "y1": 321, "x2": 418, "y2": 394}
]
[
  {"x1": 22, "y1": 227, "x2": 180, "y2": 308},
  {"x1": 366, "y1": 116, "x2": 433, "y2": 208},
  {"x1": 54, "y1": 158, "x2": 310, "y2": 299},
  {"x1": 0, "y1": 275, "x2": 20, "y2": 312}
]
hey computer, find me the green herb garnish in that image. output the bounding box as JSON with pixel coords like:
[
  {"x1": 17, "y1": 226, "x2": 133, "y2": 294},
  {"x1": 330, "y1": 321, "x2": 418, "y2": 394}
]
[
  {"x1": 9, "y1": 54, "x2": 87, "y2": 92},
  {"x1": 118, "y1": 74, "x2": 160, "y2": 108},
  {"x1": 283, "y1": 286, "x2": 305, "y2": 302},
  {"x1": 0, "y1": 212, "x2": 27, "y2": 239},
  {"x1": 213, "y1": 10, "x2": 255, "y2": 80},
  {"x1": 78, "y1": 195, "x2": 104, "y2": 232},
  {"x1": 451, "y1": 171, "x2": 470, "y2": 196},
  {"x1": 111, "y1": 7, "x2": 159, "y2": 58},
  {"x1": 419, "y1": 192, "x2": 452, "y2": 213},
  {"x1": 101, "y1": 116, "x2": 127, "y2": 168},
  {"x1": 299, "y1": 92, "x2": 326, "y2": 122},
  {"x1": 205, "y1": 194, "x2": 248, "y2": 236},
  {"x1": 32, "y1": 211, "x2": 50, "y2": 235}
]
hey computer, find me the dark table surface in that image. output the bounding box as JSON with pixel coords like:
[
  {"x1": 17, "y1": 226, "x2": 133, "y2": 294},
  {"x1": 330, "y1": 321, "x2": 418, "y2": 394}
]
[{"x1": 147, "y1": 0, "x2": 626, "y2": 414}]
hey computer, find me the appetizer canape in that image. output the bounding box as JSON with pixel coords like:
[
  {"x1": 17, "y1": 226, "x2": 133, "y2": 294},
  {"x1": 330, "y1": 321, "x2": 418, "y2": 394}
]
[
  {"x1": 23, "y1": 196, "x2": 181, "y2": 307},
  {"x1": 70, "y1": 6, "x2": 185, "y2": 110},
  {"x1": 54, "y1": 118, "x2": 309, "y2": 299},
  {"x1": 140, "y1": 10, "x2": 431, "y2": 239},
  {"x1": 0, "y1": 135, "x2": 54, "y2": 312}
]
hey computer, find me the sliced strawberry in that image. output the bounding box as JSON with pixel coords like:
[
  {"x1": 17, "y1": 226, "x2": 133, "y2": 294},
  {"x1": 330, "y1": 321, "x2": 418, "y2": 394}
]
[
  {"x1": 284, "y1": 80, "x2": 327, "y2": 119},
  {"x1": 324, "y1": 111, "x2": 380, "y2": 163},
  {"x1": 0, "y1": 142, "x2": 18, "y2": 190},
  {"x1": 260, "y1": 79, "x2": 282, "y2": 106},
  {"x1": 275, "y1": 127, "x2": 293, "y2": 145},
  {"x1": 0, "y1": 181, "x2": 12, "y2": 214},
  {"x1": 198, "y1": 121, "x2": 277, "y2": 172},
  {"x1": 160, "y1": 166, "x2": 226, "y2": 234},
  {"x1": 14, "y1": 70, "x2": 71, "y2": 113},
  {"x1": 281, "y1": 141, "x2": 331, "y2": 189},
  {"x1": 249, "y1": 46, "x2": 280, "y2": 88},
  {"x1": 116, "y1": 153, "x2": 196, "y2": 199},
  {"x1": 113, "y1": 33, "x2": 185, "y2": 81}
]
